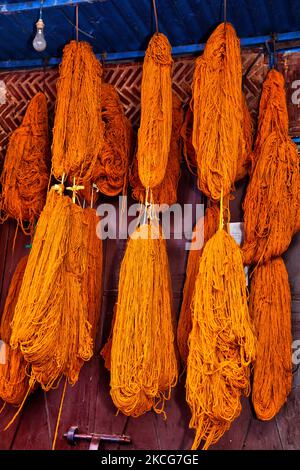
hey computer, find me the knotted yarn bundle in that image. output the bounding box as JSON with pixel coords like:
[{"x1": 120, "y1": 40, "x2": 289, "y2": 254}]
[
  {"x1": 0, "y1": 92, "x2": 50, "y2": 236},
  {"x1": 110, "y1": 222, "x2": 178, "y2": 417},
  {"x1": 177, "y1": 205, "x2": 219, "y2": 365},
  {"x1": 192, "y1": 23, "x2": 243, "y2": 200},
  {"x1": 52, "y1": 41, "x2": 103, "y2": 181},
  {"x1": 243, "y1": 69, "x2": 300, "y2": 265},
  {"x1": 0, "y1": 256, "x2": 29, "y2": 405},
  {"x1": 137, "y1": 33, "x2": 173, "y2": 189},
  {"x1": 186, "y1": 228, "x2": 256, "y2": 450},
  {"x1": 250, "y1": 257, "x2": 292, "y2": 421}
]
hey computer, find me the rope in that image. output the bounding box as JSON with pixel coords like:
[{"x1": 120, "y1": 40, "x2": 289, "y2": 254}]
[{"x1": 52, "y1": 377, "x2": 68, "y2": 450}]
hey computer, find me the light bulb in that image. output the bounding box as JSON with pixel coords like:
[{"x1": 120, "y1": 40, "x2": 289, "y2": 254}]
[{"x1": 33, "y1": 18, "x2": 47, "y2": 52}]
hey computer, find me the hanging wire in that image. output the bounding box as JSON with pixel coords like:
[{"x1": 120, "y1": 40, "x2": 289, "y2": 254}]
[
  {"x1": 265, "y1": 33, "x2": 277, "y2": 70},
  {"x1": 224, "y1": 0, "x2": 227, "y2": 25},
  {"x1": 272, "y1": 32, "x2": 278, "y2": 69},
  {"x1": 152, "y1": 0, "x2": 159, "y2": 34},
  {"x1": 39, "y1": 0, "x2": 44, "y2": 19},
  {"x1": 76, "y1": 4, "x2": 79, "y2": 42}
]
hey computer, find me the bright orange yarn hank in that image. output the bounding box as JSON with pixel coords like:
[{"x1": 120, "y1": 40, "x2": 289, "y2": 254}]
[
  {"x1": 52, "y1": 41, "x2": 104, "y2": 182},
  {"x1": 110, "y1": 223, "x2": 178, "y2": 417},
  {"x1": 243, "y1": 69, "x2": 300, "y2": 265},
  {"x1": 250, "y1": 257, "x2": 292, "y2": 420},
  {"x1": 0, "y1": 92, "x2": 50, "y2": 236},
  {"x1": 192, "y1": 23, "x2": 243, "y2": 200},
  {"x1": 137, "y1": 33, "x2": 173, "y2": 189},
  {"x1": 186, "y1": 228, "x2": 256, "y2": 450},
  {"x1": 0, "y1": 255, "x2": 29, "y2": 405}
]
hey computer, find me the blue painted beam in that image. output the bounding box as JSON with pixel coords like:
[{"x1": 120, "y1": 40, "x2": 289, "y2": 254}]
[
  {"x1": 0, "y1": 1, "x2": 100, "y2": 13},
  {"x1": 1, "y1": 30, "x2": 300, "y2": 69},
  {"x1": 293, "y1": 137, "x2": 300, "y2": 144}
]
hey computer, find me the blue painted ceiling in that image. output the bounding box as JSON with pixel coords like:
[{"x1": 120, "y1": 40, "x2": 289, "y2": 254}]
[{"x1": 0, "y1": 0, "x2": 300, "y2": 65}]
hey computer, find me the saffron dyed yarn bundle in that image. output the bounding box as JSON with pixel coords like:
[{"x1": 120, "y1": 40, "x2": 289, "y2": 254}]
[
  {"x1": 186, "y1": 228, "x2": 256, "y2": 450},
  {"x1": 52, "y1": 41, "x2": 103, "y2": 182},
  {"x1": 130, "y1": 93, "x2": 183, "y2": 206},
  {"x1": 137, "y1": 33, "x2": 173, "y2": 189},
  {"x1": 236, "y1": 95, "x2": 254, "y2": 181},
  {"x1": 192, "y1": 23, "x2": 243, "y2": 200},
  {"x1": 0, "y1": 256, "x2": 29, "y2": 405},
  {"x1": 250, "y1": 257, "x2": 292, "y2": 421},
  {"x1": 10, "y1": 190, "x2": 93, "y2": 391},
  {"x1": 94, "y1": 83, "x2": 133, "y2": 197},
  {"x1": 0, "y1": 92, "x2": 50, "y2": 236},
  {"x1": 243, "y1": 70, "x2": 300, "y2": 265},
  {"x1": 110, "y1": 223, "x2": 178, "y2": 417},
  {"x1": 181, "y1": 106, "x2": 197, "y2": 174},
  {"x1": 83, "y1": 207, "x2": 103, "y2": 344},
  {"x1": 184, "y1": 95, "x2": 253, "y2": 182},
  {"x1": 177, "y1": 205, "x2": 219, "y2": 365}
]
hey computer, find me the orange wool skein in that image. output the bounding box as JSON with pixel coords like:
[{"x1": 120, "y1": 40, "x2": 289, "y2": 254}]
[
  {"x1": 192, "y1": 23, "x2": 243, "y2": 200},
  {"x1": 93, "y1": 83, "x2": 133, "y2": 197},
  {"x1": 130, "y1": 93, "x2": 183, "y2": 207},
  {"x1": 137, "y1": 33, "x2": 173, "y2": 189},
  {"x1": 0, "y1": 255, "x2": 30, "y2": 405},
  {"x1": 52, "y1": 41, "x2": 104, "y2": 182},
  {"x1": 0, "y1": 92, "x2": 50, "y2": 236},
  {"x1": 250, "y1": 257, "x2": 292, "y2": 420},
  {"x1": 183, "y1": 95, "x2": 253, "y2": 182},
  {"x1": 177, "y1": 205, "x2": 220, "y2": 365},
  {"x1": 10, "y1": 190, "x2": 93, "y2": 391},
  {"x1": 236, "y1": 95, "x2": 254, "y2": 181},
  {"x1": 82, "y1": 207, "x2": 103, "y2": 345},
  {"x1": 243, "y1": 70, "x2": 300, "y2": 265},
  {"x1": 181, "y1": 106, "x2": 197, "y2": 174},
  {"x1": 186, "y1": 227, "x2": 256, "y2": 450},
  {"x1": 110, "y1": 222, "x2": 178, "y2": 417}
]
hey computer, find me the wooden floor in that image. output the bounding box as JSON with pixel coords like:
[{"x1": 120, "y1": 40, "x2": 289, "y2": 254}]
[{"x1": 0, "y1": 169, "x2": 300, "y2": 450}]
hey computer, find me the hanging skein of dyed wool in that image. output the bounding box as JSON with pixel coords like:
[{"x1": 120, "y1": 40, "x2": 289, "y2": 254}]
[
  {"x1": 0, "y1": 92, "x2": 50, "y2": 236},
  {"x1": 130, "y1": 93, "x2": 183, "y2": 207},
  {"x1": 183, "y1": 95, "x2": 253, "y2": 182},
  {"x1": 177, "y1": 205, "x2": 219, "y2": 365},
  {"x1": 192, "y1": 23, "x2": 243, "y2": 200},
  {"x1": 10, "y1": 189, "x2": 93, "y2": 391},
  {"x1": 186, "y1": 210, "x2": 256, "y2": 449},
  {"x1": 137, "y1": 33, "x2": 173, "y2": 190},
  {"x1": 250, "y1": 257, "x2": 292, "y2": 421},
  {"x1": 110, "y1": 222, "x2": 178, "y2": 417},
  {"x1": 52, "y1": 41, "x2": 103, "y2": 182},
  {"x1": 181, "y1": 106, "x2": 197, "y2": 174},
  {"x1": 235, "y1": 95, "x2": 254, "y2": 181},
  {"x1": 0, "y1": 256, "x2": 30, "y2": 405},
  {"x1": 82, "y1": 207, "x2": 103, "y2": 345},
  {"x1": 243, "y1": 70, "x2": 300, "y2": 265},
  {"x1": 94, "y1": 83, "x2": 133, "y2": 197}
]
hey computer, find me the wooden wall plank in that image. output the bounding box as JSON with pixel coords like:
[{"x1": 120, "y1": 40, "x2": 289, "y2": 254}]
[{"x1": 243, "y1": 418, "x2": 283, "y2": 450}]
